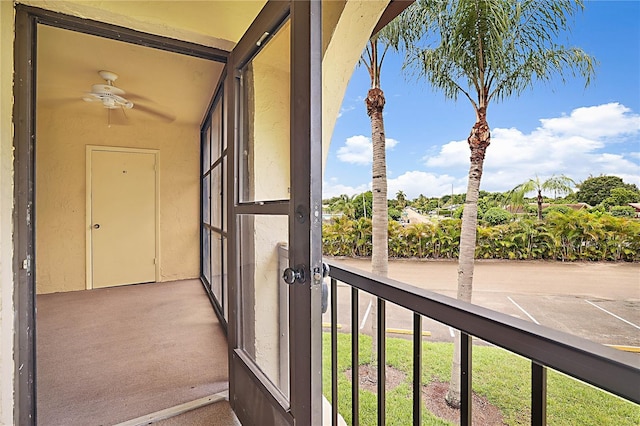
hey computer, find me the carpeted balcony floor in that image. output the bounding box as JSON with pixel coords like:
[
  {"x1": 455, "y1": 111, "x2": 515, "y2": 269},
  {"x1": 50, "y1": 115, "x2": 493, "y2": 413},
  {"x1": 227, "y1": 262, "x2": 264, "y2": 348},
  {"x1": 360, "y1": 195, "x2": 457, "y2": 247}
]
[{"x1": 36, "y1": 279, "x2": 236, "y2": 425}]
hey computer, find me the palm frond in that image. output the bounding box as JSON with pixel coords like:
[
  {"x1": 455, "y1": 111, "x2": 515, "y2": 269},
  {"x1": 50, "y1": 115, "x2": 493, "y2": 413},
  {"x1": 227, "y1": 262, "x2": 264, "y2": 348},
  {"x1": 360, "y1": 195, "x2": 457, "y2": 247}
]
[{"x1": 403, "y1": 0, "x2": 596, "y2": 109}]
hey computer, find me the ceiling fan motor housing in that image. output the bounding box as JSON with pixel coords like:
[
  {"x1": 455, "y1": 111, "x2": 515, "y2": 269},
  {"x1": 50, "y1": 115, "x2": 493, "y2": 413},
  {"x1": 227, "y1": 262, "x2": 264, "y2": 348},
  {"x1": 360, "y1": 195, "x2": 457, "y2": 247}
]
[{"x1": 84, "y1": 71, "x2": 134, "y2": 109}]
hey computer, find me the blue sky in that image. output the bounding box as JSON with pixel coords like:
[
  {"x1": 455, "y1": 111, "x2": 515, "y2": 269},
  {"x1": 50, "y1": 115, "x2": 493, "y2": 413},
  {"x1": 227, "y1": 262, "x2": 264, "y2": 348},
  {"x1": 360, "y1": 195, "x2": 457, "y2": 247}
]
[{"x1": 323, "y1": 0, "x2": 640, "y2": 200}]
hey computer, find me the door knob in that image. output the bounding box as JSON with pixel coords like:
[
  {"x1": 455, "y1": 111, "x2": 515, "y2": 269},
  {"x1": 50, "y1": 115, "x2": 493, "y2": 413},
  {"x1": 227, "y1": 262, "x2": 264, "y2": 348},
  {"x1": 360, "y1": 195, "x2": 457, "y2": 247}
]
[
  {"x1": 93, "y1": 224, "x2": 100, "y2": 229},
  {"x1": 282, "y1": 266, "x2": 305, "y2": 285}
]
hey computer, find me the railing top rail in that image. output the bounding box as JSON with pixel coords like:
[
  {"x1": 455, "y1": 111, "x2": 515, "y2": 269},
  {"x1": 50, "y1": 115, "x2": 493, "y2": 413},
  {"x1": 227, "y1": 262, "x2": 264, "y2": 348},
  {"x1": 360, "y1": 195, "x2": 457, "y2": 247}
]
[{"x1": 326, "y1": 261, "x2": 640, "y2": 404}]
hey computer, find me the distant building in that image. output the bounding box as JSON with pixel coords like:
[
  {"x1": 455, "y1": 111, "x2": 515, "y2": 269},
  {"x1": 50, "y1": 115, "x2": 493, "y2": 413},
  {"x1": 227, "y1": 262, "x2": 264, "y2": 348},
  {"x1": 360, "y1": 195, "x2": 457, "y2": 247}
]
[
  {"x1": 540, "y1": 202, "x2": 591, "y2": 211},
  {"x1": 628, "y1": 203, "x2": 640, "y2": 217},
  {"x1": 322, "y1": 212, "x2": 343, "y2": 222}
]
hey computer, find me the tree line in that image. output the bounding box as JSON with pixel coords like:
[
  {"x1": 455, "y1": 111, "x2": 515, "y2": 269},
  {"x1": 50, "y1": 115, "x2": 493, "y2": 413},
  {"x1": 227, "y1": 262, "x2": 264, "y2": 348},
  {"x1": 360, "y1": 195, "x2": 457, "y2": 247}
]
[
  {"x1": 323, "y1": 209, "x2": 639, "y2": 262},
  {"x1": 324, "y1": 175, "x2": 640, "y2": 221},
  {"x1": 323, "y1": 175, "x2": 640, "y2": 261}
]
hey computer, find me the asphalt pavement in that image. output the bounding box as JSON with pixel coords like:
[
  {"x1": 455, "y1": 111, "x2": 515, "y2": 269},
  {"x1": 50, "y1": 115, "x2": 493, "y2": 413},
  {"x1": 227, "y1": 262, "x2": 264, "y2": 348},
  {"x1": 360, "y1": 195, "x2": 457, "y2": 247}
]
[{"x1": 322, "y1": 258, "x2": 640, "y2": 350}]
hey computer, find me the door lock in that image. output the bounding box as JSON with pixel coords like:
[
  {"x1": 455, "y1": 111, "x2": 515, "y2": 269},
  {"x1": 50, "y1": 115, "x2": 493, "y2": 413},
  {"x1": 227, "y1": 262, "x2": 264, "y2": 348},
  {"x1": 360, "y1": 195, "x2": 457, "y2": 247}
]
[
  {"x1": 282, "y1": 265, "x2": 305, "y2": 285},
  {"x1": 93, "y1": 224, "x2": 100, "y2": 229}
]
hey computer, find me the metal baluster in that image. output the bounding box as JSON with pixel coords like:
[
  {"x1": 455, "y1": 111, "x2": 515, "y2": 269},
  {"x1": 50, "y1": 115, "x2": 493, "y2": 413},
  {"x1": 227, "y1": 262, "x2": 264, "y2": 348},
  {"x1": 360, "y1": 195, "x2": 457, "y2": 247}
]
[
  {"x1": 352, "y1": 288, "x2": 359, "y2": 426},
  {"x1": 378, "y1": 298, "x2": 386, "y2": 426},
  {"x1": 460, "y1": 332, "x2": 472, "y2": 426},
  {"x1": 413, "y1": 313, "x2": 422, "y2": 426},
  {"x1": 532, "y1": 362, "x2": 547, "y2": 426},
  {"x1": 331, "y1": 278, "x2": 338, "y2": 426}
]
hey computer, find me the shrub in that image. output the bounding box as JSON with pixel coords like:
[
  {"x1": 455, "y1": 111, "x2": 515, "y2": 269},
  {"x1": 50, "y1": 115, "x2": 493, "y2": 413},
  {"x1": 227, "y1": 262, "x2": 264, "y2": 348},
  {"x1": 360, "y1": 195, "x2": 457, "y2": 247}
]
[
  {"x1": 610, "y1": 206, "x2": 636, "y2": 217},
  {"x1": 482, "y1": 207, "x2": 513, "y2": 225},
  {"x1": 453, "y1": 205, "x2": 464, "y2": 219},
  {"x1": 388, "y1": 208, "x2": 402, "y2": 221},
  {"x1": 542, "y1": 205, "x2": 571, "y2": 217}
]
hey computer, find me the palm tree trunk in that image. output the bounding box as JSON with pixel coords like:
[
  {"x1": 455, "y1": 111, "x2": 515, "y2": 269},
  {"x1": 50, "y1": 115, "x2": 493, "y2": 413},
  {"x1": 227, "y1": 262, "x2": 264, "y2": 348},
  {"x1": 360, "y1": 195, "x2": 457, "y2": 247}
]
[
  {"x1": 537, "y1": 190, "x2": 544, "y2": 221},
  {"x1": 367, "y1": 87, "x2": 388, "y2": 370},
  {"x1": 446, "y1": 108, "x2": 490, "y2": 408}
]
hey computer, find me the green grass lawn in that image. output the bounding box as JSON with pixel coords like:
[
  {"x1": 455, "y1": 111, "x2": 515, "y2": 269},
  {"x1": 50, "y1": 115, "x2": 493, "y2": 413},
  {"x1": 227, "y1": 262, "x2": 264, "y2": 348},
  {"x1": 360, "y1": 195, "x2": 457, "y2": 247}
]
[{"x1": 322, "y1": 333, "x2": 640, "y2": 425}]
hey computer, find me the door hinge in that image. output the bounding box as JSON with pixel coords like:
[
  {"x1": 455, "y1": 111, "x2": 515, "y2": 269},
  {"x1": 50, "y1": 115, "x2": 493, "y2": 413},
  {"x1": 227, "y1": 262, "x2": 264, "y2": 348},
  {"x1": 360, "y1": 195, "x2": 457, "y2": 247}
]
[
  {"x1": 22, "y1": 255, "x2": 31, "y2": 273},
  {"x1": 153, "y1": 258, "x2": 157, "y2": 265}
]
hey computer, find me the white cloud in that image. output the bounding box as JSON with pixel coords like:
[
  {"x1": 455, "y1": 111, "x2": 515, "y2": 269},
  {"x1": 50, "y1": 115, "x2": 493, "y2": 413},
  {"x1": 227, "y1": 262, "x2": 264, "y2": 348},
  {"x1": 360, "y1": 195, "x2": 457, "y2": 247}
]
[
  {"x1": 337, "y1": 96, "x2": 364, "y2": 119},
  {"x1": 322, "y1": 179, "x2": 370, "y2": 199},
  {"x1": 322, "y1": 172, "x2": 464, "y2": 200},
  {"x1": 423, "y1": 139, "x2": 468, "y2": 169},
  {"x1": 337, "y1": 135, "x2": 399, "y2": 165},
  {"x1": 539, "y1": 103, "x2": 640, "y2": 139},
  {"x1": 422, "y1": 103, "x2": 640, "y2": 192},
  {"x1": 337, "y1": 105, "x2": 355, "y2": 119},
  {"x1": 388, "y1": 171, "x2": 465, "y2": 199}
]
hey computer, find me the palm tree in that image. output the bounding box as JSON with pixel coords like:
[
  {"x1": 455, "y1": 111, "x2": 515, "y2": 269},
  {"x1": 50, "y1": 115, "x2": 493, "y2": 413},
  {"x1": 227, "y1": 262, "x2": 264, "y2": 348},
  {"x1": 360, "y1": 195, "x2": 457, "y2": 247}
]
[
  {"x1": 406, "y1": 222, "x2": 432, "y2": 257},
  {"x1": 361, "y1": 33, "x2": 389, "y2": 372},
  {"x1": 412, "y1": 193, "x2": 428, "y2": 212},
  {"x1": 395, "y1": 190, "x2": 407, "y2": 209},
  {"x1": 360, "y1": 10, "x2": 419, "y2": 371},
  {"x1": 406, "y1": 0, "x2": 595, "y2": 408},
  {"x1": 329, "y1": 194, "x2": 356, "y2": 219},
  {"x1": 509, "y1": 175, "x2": 575, "y2": 220}
]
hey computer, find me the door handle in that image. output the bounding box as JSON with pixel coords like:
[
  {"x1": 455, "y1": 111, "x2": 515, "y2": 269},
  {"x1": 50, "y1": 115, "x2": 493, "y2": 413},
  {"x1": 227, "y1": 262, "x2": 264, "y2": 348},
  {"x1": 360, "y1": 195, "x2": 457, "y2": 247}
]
[
  {"x1": 282, "y1": 265, "x2": 305, "y2": 285},
  {"x1": 93, "y1": 224, "x2": 100, "y2": 229}
]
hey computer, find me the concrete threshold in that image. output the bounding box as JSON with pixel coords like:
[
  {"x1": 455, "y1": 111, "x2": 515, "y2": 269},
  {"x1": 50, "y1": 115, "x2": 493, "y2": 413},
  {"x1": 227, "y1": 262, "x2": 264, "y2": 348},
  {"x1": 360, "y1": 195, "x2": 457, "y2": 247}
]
[{"x1": 114, "y1": 390, "x2": 231, "y2": 426}]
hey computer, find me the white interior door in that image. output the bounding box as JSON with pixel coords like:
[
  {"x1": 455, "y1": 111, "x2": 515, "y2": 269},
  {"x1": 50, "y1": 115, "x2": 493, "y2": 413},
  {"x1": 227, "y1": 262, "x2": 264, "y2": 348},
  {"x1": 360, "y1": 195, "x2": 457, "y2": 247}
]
[{"x1": 88, "y1": 147, "x2": 158, "y2": 288}]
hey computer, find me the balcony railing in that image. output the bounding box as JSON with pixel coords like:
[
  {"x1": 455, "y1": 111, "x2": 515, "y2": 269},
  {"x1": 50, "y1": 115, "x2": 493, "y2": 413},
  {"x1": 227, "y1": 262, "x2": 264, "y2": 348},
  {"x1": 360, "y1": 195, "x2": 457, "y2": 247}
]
[{"x1": 324, "y1": 261, "x2": 640, "y2": 426}]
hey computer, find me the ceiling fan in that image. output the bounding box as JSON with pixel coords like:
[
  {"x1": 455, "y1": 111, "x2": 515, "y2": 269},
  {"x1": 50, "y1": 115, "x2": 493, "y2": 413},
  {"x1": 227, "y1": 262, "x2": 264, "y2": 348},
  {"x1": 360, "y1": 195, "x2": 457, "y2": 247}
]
[
  {"x1": 83, "y1": 70, "x2": 133, "y2": 110},
  {"x1": 83, "y1": 70, "x2": 175, "y2": 124}
]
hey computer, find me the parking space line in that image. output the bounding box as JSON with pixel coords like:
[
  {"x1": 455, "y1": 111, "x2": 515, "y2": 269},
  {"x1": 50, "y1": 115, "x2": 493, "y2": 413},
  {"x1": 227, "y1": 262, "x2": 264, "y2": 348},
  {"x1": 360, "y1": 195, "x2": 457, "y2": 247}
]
[
  {"x1": 605, "y1": 344, "x2": 640, "y2": 353},
  {"x1": 360, "y1": 300, "x2": 373, "y2": 330},
  {"x1": 507, "y1": 296, "x2": 540, "y2": 324},
  {"x1": 586, "y1": 300, "x2": 640, "y2": 330},
  {"x1": 322, "y1": 323, "x2": 342, "y2": 329},
  {"x1": 386, "y1": 328, "x2": 432, "y2": 336}
]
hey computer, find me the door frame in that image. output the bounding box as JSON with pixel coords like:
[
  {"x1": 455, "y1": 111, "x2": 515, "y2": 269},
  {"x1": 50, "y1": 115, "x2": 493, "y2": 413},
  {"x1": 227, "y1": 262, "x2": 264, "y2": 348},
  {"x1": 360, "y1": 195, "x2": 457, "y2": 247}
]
[
  {"x1": 12, "y1": 5, "x2": 228, "y2": 423},
  {"x1": 225, "y1": 1, "x2": 323, "y2": 425},
  {"x1": 85, "y1": 145, "x2": 160, "y2": 289},
  {"x1": 199, "y1": 82, "x2": 229, "y2": 329}
]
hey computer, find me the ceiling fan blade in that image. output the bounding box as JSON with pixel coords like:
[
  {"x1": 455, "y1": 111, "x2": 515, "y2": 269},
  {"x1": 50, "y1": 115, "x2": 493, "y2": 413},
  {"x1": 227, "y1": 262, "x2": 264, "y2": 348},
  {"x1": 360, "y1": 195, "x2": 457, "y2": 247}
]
[
  {"x1": 133, "y1": 103, "x2": 176, "y2": 123},
  {"x1": 124, "y1": 92, "x2": 154, "y2": 103},
  {"x1": 107, "y1": 107, "x2": 131, "y2": 126}
]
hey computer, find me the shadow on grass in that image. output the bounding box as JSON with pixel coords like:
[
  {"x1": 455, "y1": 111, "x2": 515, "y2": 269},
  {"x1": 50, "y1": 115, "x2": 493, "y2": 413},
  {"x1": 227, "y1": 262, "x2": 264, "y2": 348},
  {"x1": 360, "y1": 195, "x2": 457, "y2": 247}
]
[{"x1": 322, "y1": 333, "x2": 640, "y2": 426}]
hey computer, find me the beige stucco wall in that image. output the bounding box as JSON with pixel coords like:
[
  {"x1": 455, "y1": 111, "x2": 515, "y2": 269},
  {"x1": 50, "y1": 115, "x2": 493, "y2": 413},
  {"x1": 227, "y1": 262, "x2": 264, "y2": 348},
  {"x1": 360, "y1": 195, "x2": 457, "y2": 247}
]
[
  {"x1": 0, "y1": 1, "x2": 15, "y2": 423},
  {"x1": 35, "y1": 106, "x2": 201, "y2": 294},
  {"x1": 322, "y1": 0, "x2": 389, "y2": 160}
]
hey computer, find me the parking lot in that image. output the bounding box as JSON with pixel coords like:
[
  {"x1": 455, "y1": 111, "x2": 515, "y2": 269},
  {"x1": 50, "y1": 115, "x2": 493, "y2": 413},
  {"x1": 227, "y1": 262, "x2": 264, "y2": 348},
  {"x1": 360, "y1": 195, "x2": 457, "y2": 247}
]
[{"x1": 322, "y1": 258, "x2": 640, "y2": 350}]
